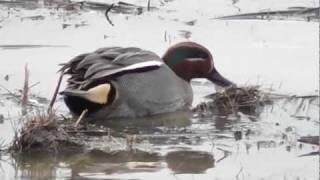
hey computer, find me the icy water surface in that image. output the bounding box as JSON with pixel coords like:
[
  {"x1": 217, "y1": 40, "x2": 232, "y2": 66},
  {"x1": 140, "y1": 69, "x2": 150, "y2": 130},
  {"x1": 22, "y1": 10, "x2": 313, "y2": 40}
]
[{"x1": 0, "y1": 0, "x2": 319, "y2": 180}]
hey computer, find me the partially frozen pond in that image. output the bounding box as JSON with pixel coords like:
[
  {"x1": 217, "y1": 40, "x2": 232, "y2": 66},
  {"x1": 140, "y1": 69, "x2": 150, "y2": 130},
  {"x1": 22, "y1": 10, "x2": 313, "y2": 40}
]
[{"x1": 0, "y1": 0, "x2": 319, "y2": 179}]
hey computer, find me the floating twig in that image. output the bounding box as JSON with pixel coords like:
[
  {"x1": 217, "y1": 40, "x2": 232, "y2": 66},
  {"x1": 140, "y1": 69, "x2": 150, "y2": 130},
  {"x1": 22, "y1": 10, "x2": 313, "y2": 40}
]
[
  {"x1": 0, "y1": 84, "x2": 17, "y2": 98},
  {"x1": 164, "y1": 31, "x2": 167, "y2": 42},
  {"x1": 28, "y1": 81, "x2": 40, "y2": 90},
  {"x1": 105, "y1": 4, "x2": 114, "y2": 26},
  {"x1": 21, "y1": 63, "x2": 29, "y2": 107},
  {"x1": 216, "y1": 147, "x2": 232, "y2": 163},
  {"x1": 236, "y1": 166, "x2": 244, "y2": 180},
  {"x1": 74, "y1": 109, "x2": 88, "y2": 127},
  {"x1": 4, "y1": 75, "x2": 9, "y2": 81},
  {"x1": 147, "y1": 0, "x2": 151, "y2": 11},
  {"x1": 48, "y1": 71, "x2": 64, "y2": 113}
]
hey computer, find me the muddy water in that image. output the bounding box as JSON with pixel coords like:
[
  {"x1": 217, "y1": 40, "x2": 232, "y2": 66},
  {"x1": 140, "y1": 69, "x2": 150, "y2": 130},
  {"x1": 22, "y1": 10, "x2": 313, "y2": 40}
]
[{"x1": 0, "y1": 1, "x2": 319, "y2": 180}]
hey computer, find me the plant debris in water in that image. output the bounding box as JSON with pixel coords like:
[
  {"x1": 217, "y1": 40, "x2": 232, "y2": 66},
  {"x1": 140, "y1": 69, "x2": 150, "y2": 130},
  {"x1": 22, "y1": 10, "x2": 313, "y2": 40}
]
[
  {"x1": 165, "y1": 151, "x2": 214, "y2": 173},
  {"x1": 10, "y1": 111, "x2": 83, "y2": 153},
  {"x1": 193, "y1": 86, "x2": 272, "y2": 116},
  {"x1": 298, "y1": 136, "x2": 319, "y2": 146}
]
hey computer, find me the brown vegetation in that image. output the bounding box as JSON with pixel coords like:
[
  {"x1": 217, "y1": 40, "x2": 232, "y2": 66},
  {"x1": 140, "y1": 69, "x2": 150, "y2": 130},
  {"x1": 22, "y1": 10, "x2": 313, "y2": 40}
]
[
  {"x1": 193, "y1": 86, "x2": 272, "y2": 115},
  {"x1": 10, "y1": 111, "x2": 82, "y2": 153}
]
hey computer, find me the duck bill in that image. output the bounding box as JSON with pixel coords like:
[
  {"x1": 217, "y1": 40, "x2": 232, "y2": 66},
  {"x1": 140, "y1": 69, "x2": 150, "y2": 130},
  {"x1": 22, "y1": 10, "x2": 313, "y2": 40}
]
[{"x1": 208, "y1": 70, "x2": 234, "y2": 87}]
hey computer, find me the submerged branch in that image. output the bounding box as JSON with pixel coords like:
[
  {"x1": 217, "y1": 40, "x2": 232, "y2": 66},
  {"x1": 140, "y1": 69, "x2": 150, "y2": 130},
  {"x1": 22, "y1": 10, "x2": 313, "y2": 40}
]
[{"x1": 105, "y1": 4, "x2": 115, "y2": 26}]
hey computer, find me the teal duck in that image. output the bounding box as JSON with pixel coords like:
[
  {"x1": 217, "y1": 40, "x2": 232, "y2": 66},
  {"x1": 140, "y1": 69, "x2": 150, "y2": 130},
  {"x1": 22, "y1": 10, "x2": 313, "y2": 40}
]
[{"x1": 60, "y1": 41, "x2": 233, "y2": 120}]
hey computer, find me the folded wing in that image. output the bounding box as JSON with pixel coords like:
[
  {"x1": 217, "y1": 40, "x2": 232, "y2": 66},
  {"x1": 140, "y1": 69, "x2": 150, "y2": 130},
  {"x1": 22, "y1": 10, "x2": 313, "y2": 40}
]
[{"x1": 60, "y1": 47, "x2": 163, "y2": 90}]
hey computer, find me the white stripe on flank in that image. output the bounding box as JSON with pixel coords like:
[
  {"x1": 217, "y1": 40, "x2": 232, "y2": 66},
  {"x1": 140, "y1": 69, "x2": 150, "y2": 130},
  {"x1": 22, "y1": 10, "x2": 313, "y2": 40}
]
[
  {"x1": 90, "y1": 60, "x2": 164, "y2": 79},
  {"x1": 120, "y1": 60, "x2": 163, "y2": 71}
]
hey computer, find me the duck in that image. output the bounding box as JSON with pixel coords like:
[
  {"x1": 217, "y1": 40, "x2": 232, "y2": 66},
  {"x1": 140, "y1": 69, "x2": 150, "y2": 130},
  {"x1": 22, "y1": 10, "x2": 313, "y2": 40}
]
[{"x1": 59, "y1": 41, "x2": 234, "y2": 120}]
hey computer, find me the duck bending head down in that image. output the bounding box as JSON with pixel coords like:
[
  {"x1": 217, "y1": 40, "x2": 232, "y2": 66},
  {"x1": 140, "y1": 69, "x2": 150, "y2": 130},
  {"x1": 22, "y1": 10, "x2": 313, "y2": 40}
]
[{"x1": 59, "y1": 41, "x2": 234, "y2": 120}]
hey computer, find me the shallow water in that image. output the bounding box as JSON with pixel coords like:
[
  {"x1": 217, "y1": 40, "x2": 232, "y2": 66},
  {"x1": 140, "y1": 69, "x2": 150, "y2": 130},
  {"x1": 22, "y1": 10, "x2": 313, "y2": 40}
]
[{"x1": 0, "y1": 1, "x2": 319, "y2": 180}]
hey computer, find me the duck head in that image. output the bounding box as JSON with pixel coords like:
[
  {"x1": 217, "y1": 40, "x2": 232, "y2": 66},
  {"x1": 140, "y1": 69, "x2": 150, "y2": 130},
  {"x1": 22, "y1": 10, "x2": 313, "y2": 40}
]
[{"x1": 162, "y1": 41, "x2": 234, "y2": 87}]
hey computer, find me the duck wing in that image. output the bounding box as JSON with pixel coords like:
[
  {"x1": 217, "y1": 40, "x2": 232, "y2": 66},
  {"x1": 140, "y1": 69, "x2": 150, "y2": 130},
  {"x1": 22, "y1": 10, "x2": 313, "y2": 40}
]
[{"x1": 60, "y1": 47, "x2": 163, "y2": 89}]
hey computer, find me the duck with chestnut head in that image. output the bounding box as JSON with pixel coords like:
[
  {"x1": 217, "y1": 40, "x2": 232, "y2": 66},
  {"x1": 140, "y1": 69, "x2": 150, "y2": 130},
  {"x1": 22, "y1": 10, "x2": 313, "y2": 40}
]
[{"x1": 59, "y1": 41, "x2": 234, "y2": 120}]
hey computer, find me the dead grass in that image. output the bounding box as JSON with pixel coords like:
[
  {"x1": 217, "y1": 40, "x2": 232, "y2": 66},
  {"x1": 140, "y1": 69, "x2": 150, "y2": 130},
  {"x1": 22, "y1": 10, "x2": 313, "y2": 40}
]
[
  {"x1": 10, "y1": 111, "x2": 82, "y2": 153},
  {"x1": 193, "y1": 86, "x2": 272, "y2": 115}
]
